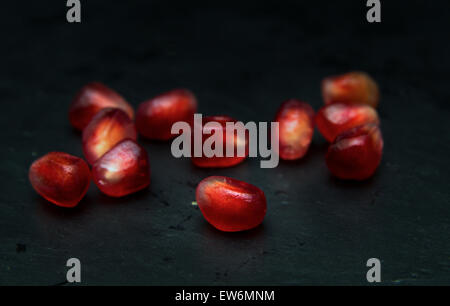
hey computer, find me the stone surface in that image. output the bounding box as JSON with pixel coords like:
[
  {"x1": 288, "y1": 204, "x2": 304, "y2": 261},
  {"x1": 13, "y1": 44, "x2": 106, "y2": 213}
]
[{"x1": 1, "y1": 0, "x2": 449, "y2": 286}]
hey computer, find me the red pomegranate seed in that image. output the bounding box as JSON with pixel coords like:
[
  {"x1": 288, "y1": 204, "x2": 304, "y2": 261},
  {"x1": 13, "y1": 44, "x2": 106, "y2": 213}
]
[
  {"x1": 69, "y1": 82, "x2": 134, "y2": 131},
  {"x1": 29, "y1": 152, "x2": 90, "y2": 207},
  {"x1": 92, "y1": 139, "x2": 150, "y2": 197},
  {"x1": 326, "y1": 124, "x2": 383, "y2": 180},
  {"x1": 196, "y1": 176, "x2": 267, "y2": 232},
  {"x1": 274, "y1": 99, "x2": 315, "y2": 160},
  {"x1": 82, "y1": 108, "x2": 137, "y2": 165},
  {"x1": 315, "y1": 103, "x2": 379, "y2": 142},
  {"x1": 322, "y1": 71, "x2": 379, "y2": 108},
  {"x1": 191, "y1": 116, "x2": 248, "y2": 168},
  {"x1": 136, "y1": 89, "x2": 197, "y2": 140}
]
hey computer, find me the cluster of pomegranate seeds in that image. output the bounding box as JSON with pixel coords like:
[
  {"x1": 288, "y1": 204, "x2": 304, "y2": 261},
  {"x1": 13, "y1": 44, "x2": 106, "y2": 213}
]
[
  {"x1": 322, "y1": 71, "x2": 380, "y2": 108},
  {"x1": 137, "y1": 89, "x2": 197, "y2": 140},
  {"x1": 315, "y1": 103, "x2": 379, "y2": 142},
  {"x1": 196, "y1": 176, "x2": 267, "y2": 232},
  {"x1": 29, "y1": 152, "x2": 91, "y2": 207},
  {"x1": 69, "y1": 82, "x2": 134, "y2": 131},
  {"x1": 318, "y1": 71, "x2": 383, "y2": 180},
  {"x1": 31, "y1": 82, "x2": 152, "y2": 207},
  {"x1": 29, "y1": 71, "x2": 384, "y2": 230},
  {"x1": 191, "y1": 116, "x2": 249, "y2": 168},
  {"x1": 92, "y1": 139, "x2": 150, "y2": 197},
  {"x1": 274, "y1": 99, "x2": 315, "y2": 160},
  {"x1": 82, "y1": 108, "x2": 137, "y2": 165},
  {"x1": 326, "y1": 124, "x2": 383, "y2": 180}
]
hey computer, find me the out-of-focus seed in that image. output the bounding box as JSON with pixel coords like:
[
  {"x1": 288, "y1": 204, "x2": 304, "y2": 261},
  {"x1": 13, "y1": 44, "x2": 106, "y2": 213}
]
[
  {"x1": 69, "y1": 82, "x2": 134, "y2": 131},
  {"x1": 136, "y1": 89, "x2": 197, "y2": 140},
  {"x1": 322, "y1": 71, "x2": 379, "y2": 108},
  {"x1": 191, "y1": 116, "x2": 248, "y2": 168},
  {"x1": 274, "y1": 99, "x2": 315, "y2": 160},
  {"x1": 315, "y1": 103, "x2": 379, "y2": 142}
]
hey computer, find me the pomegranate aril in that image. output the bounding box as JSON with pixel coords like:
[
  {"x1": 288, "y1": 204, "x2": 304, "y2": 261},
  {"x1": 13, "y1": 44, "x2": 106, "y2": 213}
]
[
  {"x1": 326, "y1": 124, "x2": 383, "y2": 180},
  {"x1": 29, "y1": 152, "x2": 91, "y2": 207},
  {"x1": 136, "y1": 88, "x2": 197, "y2": 140},
  {"x1": 82, "y1": 108, "x2": 137, "y2": 165},
  {"x1": 196, "y1": 176, "x2": 267, "y2": 232},
  {"x1": 315, "y1": 103, "x2": 379, "y2": 142},
  {"x1": 92, "y1": 139, "x2": 150, "y2": 197},
  {"x1": 322, "y1": 71, "x2": 379, "y2": 108},
  {"x1": 191, "y1": 116, "x2": 248, "y2": 168},
  {"x1": 69, "y1": 82, "x2": 134, "y2": 131},
  {"x1": 274, "y1": 99, "x2": 315, "y2": 160}
]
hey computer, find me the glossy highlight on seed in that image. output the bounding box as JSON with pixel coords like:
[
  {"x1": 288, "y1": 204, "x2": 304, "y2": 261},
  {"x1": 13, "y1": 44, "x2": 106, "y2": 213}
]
[
  {"x1": 274, "y1": 99, "x2": 315, "y2": 160},
  {"x1": 326, "y1": 124, "x2": 383, "y2": 180},
  {"x1": 92, "y1": 139, "x2": 150, "y2": 197},
  {"x1": 196, "y1": 176, "x2": 267, "y2": 232},
  {"x1": 322, "y1": 71, "x2": 380, "y2": 108},
  {"x1": 82, "y1": 108, "x2": 137, "y2": 165},
  {"x1": 29, "y1": 152, "x2": 91, "y2": 207},
  {"x1": 136, "y1": 88, "x2": 197, "y2": 140},
  {"x1": 315, "y1": 103, "x2": 379, "y2": 142},
  {"x1": 191, "y1": 116, "x2": 248, "y2": 168},
  {"x1": 69, "y1": 82, "x2": 134, "y2": 131}
]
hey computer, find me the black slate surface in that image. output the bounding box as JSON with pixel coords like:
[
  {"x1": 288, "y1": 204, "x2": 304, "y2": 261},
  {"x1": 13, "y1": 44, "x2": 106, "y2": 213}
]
[{"x1": 0, "y1": 0, "x2": 449, "y2": 285}]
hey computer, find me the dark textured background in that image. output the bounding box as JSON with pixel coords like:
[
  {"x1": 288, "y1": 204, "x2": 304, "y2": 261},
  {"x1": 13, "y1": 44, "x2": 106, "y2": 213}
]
[{"x1": 0, "y1": 0, "x2": 449, "y2": 285}]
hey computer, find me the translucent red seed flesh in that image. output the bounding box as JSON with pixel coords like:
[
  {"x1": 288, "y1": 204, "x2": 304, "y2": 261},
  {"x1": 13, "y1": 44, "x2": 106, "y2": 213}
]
[
  {"x1": 196, "y1": 176, "x2": 267, "y2": 232},
  {"x1": 28, "y1": 152, "x2": 91, "y2": 207},
  {"x1": 322, "y1": 71, "x2": 380, "y2": 108},
  {"x1": 326, "y1": 124, "x2": 383, "y2": 180},
  {"x1": 92, "y1": 139, "x2": 150, "y2": 197},
  {"x1": 191, "y1": 116, "x2": 248, "y2": 168},
  {"x1": 68, "y1": 82, "x2": 134, "y2": 131},
  {"x1": 274, "y1": 99, "x2": 315, "y2": 160},
  {"x1": 82, "y1": 108, "x2": 137, "y2": 165},
  {"x1": 315, "y1": 103, "x2": 379, "y2": 142},
  {"x1": 136, "y1": 89, "x2": 197, "y2": 140}
]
